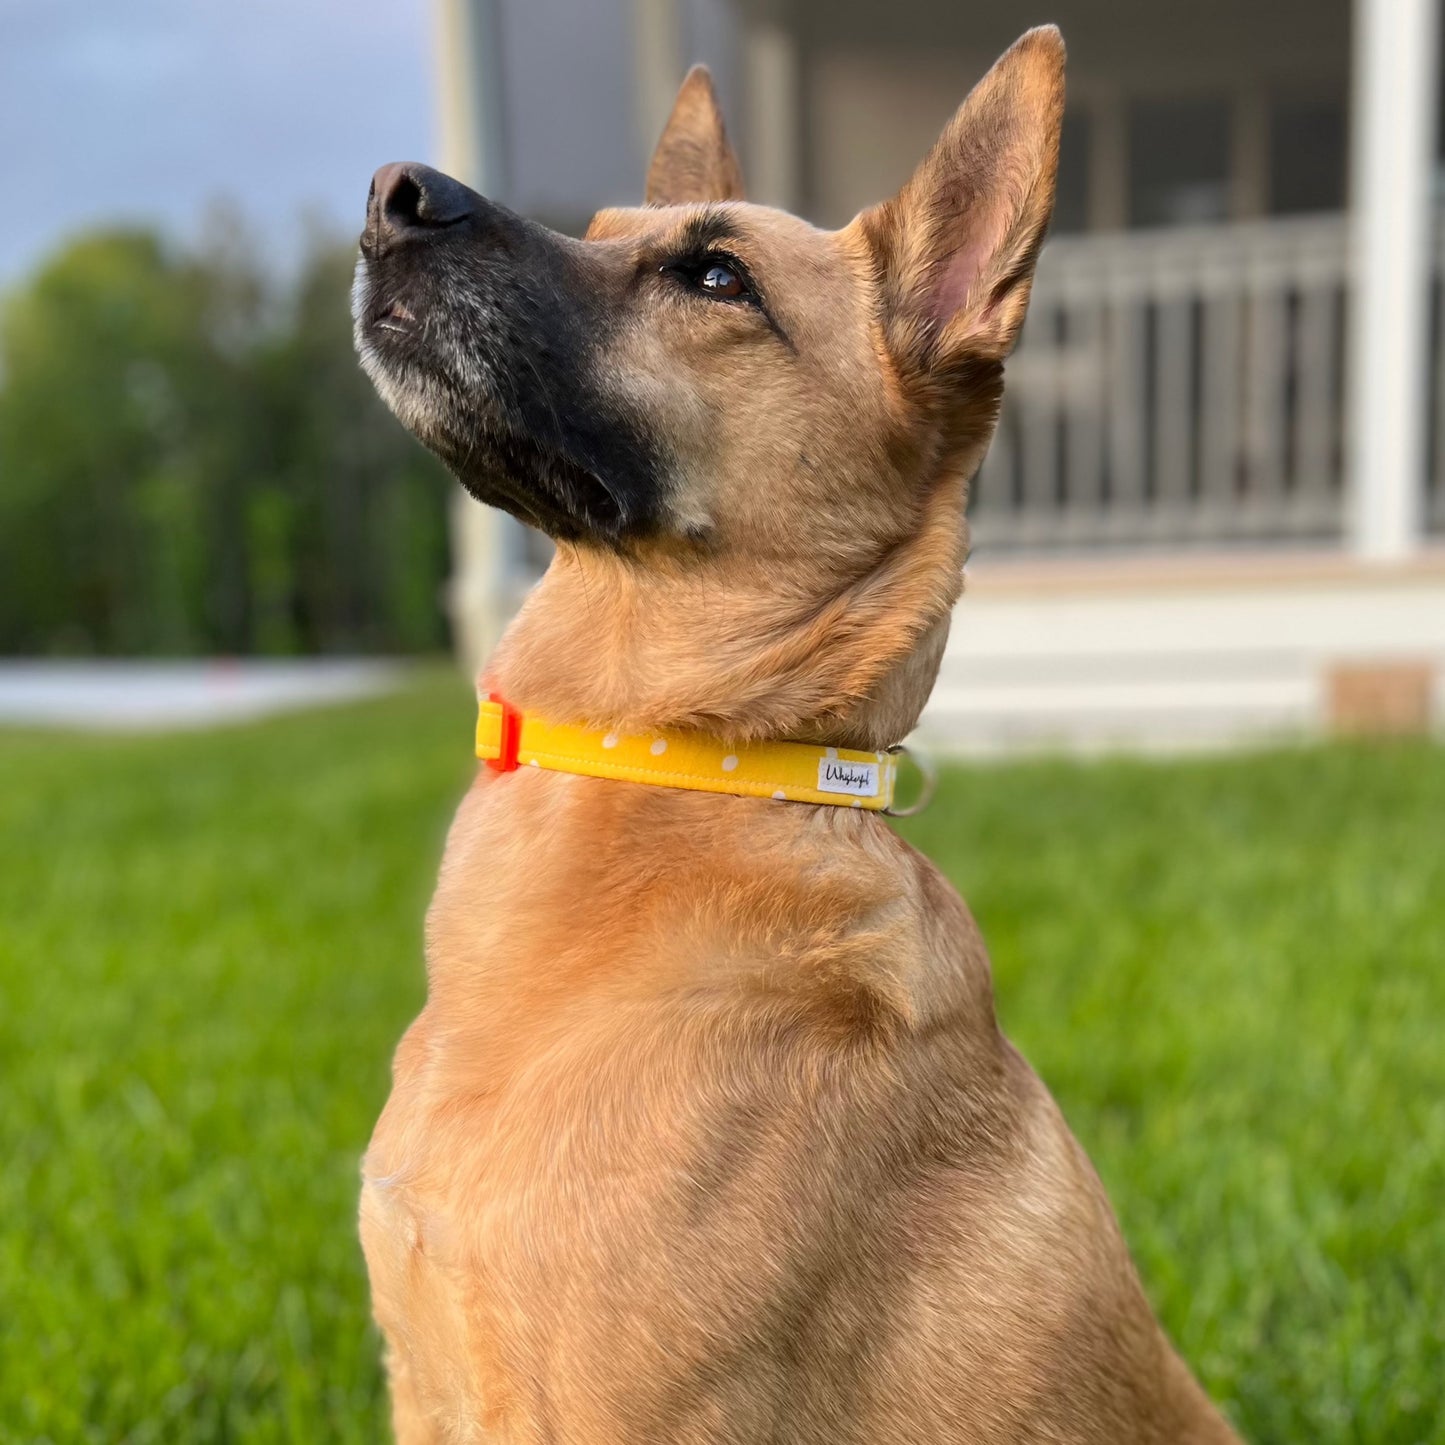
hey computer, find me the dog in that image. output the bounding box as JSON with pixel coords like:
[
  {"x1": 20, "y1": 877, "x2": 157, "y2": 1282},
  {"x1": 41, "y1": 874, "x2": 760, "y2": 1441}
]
[{"x1": 352, "y1": 26, "x2": 1240, "y2": 1443}]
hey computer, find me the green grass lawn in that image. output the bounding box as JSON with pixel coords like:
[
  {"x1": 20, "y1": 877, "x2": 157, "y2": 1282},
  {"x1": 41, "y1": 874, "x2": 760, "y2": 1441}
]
[{"x1": 2, "y1": 670, "x2": 1442, "y2": 1443}]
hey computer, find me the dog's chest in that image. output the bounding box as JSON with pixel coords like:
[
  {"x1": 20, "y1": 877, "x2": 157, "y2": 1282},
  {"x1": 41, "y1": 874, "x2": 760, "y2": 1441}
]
[{"x1": 358, "y1": 1006, "x2": 570, "y2": 1435}]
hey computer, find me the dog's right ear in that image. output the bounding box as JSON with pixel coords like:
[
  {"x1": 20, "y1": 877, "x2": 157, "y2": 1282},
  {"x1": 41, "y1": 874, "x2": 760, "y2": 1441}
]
[
  {"x1": 645, "y1": 65, "x2": 745, "y2": 206},
  {"x1": 861, "y1": 27, "x2": 1064, "y2": 378}
]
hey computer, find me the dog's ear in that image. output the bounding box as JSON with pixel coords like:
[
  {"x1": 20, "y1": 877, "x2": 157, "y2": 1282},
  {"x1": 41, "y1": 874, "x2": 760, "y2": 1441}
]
[
  {"x1": 645, "y1": 65, "x2": 745, "y2": 206},
  {"x1": 862, "y1": 27, "x2": 1064, "y2": 374}
]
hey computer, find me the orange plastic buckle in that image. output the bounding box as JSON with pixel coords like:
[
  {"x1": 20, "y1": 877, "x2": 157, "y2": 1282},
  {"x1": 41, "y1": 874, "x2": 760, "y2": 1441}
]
[{"x1": 484, "y1": 693, "x2": 522, "y2": 772}]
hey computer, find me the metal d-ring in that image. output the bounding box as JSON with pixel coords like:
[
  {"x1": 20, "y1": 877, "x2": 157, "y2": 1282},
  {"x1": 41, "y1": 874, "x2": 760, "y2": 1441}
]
[{"x1": 884, "y1": 742, "x2": 938, "y2": 818}]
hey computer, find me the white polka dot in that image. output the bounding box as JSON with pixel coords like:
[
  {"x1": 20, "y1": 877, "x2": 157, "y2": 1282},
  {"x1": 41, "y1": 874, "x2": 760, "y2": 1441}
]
[
  {"x1": 649, "y1": 738, "x2": 667, "y2": 756},
  {"x1": 721, "y1": 754, "x2": 739, "y2": 772},
  {"x1": 772, "y1": 790, "x2": 787, "y2": 800},
  {"x1": 825, "y1": 747, "x2": 838, "y2": 759},
  {"x1": 851, "y1": 799, "x2": 863, "y2": 808},
  {"x1": 602, "y1": 732, "x2": 620, "y2": 749},
  {"x1": 529, "y1": 758, "x2": 539, "y2": 767}
]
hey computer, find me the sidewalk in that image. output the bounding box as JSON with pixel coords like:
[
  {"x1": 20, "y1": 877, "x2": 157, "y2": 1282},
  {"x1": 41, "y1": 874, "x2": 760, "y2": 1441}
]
[{"x1": 0, "y1": 659, "x2": 406, "y2": 731}]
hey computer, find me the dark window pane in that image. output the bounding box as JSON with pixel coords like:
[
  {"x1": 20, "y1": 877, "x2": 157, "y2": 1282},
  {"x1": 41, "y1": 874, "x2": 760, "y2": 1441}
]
[
  {"x1": 1129, "y1": 97, "x2": 1231, "y2": 227},
  {"x1": 1269, "y1": 96, "x2": 1347, "y2": 214},
  {"x1": 1053, "y1": 110, "x2": 1091, "y2": 233}
]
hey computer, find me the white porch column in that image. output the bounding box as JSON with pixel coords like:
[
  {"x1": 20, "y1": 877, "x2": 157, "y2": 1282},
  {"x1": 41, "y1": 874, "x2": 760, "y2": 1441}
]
[
  {"x1": 633, "y1": 0, "x2": 685, "y2": 162},
  {"x1": 1347, "y1": 0, "x2": 1440, "y2": 561},
  {"x1": 743, "y1": 16, "x2": 801, "y2": 211},
  {"x1": 434, "y1": 0, "x2": 526, "y2": 674}
]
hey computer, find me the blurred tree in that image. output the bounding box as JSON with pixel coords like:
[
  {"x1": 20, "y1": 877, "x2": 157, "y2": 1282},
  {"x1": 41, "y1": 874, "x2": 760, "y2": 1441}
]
[{"x1": 0, "y1": 222, "x2": 452, "y2": 656}]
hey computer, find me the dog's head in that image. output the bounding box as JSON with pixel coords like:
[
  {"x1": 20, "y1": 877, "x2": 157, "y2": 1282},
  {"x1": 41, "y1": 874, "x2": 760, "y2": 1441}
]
[{"x1": 354, "y1": 28, "x2": 1063, "y2": 746}]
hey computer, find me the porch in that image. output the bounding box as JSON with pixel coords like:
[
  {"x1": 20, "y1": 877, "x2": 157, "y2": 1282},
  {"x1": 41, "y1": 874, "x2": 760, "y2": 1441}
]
[
  {"x1": 973, "y1": 215, "x2": 1445, "y2": 552},
  {"x1": 435, "y1": 0, "x2": 1445, "y2": 752}
]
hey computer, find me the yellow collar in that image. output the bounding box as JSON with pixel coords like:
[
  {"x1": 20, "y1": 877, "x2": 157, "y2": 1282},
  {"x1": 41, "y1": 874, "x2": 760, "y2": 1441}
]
[{"x1": 476, "y1": 695, "x2": 899, "y2": 811}]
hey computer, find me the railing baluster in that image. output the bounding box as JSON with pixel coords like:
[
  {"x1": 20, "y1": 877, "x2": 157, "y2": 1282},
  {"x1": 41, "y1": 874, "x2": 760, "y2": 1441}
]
[
  {"x1": 1154, "y1": 281, "x2": 1195, "y2": 540},
  {"x1": 1064, "y1": 283, "x2": 1108, "y2": 543},
  {"x1": 972, "y1": 413, "x2": 1017, "y2": 551},
  {"x1": 1294, "y1": 275, "x2": 1337, "y2": 538},
  {"x1": 1242, "y1": 255, "x2": 1288, "y2": 538},
  {"x1": 1017, "y1": 304, "x2": 1060, "y2": 547},
  {"x1": 1105, "y1": 281, "x2": 1147, "y2": 544},
  {"x1": 1198, "y1": 274, "x2": 1242, "y2": 536}
]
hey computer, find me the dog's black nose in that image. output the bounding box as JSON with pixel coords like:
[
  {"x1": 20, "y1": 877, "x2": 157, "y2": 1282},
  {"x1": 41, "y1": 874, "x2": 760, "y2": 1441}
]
[{"x1": 365, "y1": 163, "x2": 481, "y2": 253}]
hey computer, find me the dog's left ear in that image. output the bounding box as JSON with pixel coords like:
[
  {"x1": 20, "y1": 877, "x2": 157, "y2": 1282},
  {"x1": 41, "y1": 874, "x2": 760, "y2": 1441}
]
[
  {"x1": 645, "y1": 65, "x2": 745, "y2": 206},
  {"x1": 862, "y1": 26, "x2": 1064, "y2": 373}
]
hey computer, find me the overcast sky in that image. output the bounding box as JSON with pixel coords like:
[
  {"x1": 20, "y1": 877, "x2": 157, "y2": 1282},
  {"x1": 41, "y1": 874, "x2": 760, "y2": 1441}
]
[{"x1": 0, "y1": 0, "x2": 437, "y2": 284}]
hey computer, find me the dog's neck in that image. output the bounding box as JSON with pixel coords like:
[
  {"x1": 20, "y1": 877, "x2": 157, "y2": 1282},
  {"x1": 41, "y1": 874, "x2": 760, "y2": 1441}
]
[{"x1": 485, "y1": 475, "x2": 967, "y2": 752}]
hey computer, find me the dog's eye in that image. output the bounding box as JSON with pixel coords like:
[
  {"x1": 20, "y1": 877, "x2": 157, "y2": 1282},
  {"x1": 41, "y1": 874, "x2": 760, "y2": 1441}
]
[
  {"x1": 698, "y1": 262, "x2": 746, "y2": 299},
  {"x1": 666, "y1": 254, "x2": 753, "y2": 303}
]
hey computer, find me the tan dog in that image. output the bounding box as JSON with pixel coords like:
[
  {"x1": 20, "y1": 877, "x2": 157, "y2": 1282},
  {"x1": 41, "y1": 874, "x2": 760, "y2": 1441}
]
[{"x1": 352, "y1": 27, "x2": 1240, "y2": 1443}]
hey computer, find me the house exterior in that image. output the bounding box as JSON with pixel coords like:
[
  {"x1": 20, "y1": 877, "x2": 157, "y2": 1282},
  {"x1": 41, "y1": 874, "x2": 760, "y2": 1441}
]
[{"x1": 435, "y1": 0, "x2": 1445, "y2": 751}]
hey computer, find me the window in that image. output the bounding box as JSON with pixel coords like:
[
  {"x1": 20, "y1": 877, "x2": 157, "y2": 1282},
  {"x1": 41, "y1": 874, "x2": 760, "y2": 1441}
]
[
  {"x1": 1269, "y1": 96, "x2": 1347, "y2": 214},
  {"x1": 1052, "y1": 110, "x2": 1091, "y2": 234},
  {"x1": 1128, "y1": 97, "x2": 1231, "y2": 227}
]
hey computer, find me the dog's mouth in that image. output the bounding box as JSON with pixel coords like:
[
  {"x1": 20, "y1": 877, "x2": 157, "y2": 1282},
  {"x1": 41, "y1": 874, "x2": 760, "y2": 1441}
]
[
  {"x1": 352, "y1": 176, "x2": 675, "y2": 548},
  {"x1": 369, "y1": 297, "x2": 416, "y2": 334},
  {"x1": 355, "y1": 273, "x2": 627, "y2": 540}
]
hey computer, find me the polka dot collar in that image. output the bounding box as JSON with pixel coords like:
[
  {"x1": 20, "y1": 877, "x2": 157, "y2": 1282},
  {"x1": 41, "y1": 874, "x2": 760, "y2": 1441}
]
[{"x1": 475, "y1": 694, "x2": 915, "y2": 813}]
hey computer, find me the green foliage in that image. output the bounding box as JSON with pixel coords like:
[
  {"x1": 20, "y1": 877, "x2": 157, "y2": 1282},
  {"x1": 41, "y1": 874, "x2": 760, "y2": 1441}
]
[
  {"x1": 0, "y1": 225, "x2": 452, "y2": 656},
  {"x1": 1, "y1": 682, "x2": 1441, "y2": 1441}
]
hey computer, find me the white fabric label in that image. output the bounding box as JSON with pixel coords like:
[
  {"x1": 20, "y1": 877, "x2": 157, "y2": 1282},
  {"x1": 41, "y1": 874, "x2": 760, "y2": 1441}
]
[{"x1": 816, "y1": 758, "x2": 880, "y2": 797}]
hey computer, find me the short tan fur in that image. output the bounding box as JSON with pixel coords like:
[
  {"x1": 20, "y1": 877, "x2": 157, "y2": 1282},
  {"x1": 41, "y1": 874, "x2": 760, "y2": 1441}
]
[{"x1": 355, "y1": 27, "x2": 1242, "y2": 1444}]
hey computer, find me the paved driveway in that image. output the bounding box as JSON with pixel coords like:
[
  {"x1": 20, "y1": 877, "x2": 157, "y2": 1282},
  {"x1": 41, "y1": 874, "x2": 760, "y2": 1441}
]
[{"x1": 0, "y1": 660, "x2": 407, "y2": 730}]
